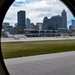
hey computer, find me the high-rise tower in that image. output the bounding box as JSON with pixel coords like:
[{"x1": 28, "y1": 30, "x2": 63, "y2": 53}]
[
  {"x1": 26, "y1": 18, "x2": 31, "y2": 29},
  {"x1": 61, "y1": 9, "x2": 67, "y2": 28},
  {"x1": 72, "y1": 19, "x2": 75, "y2": 25},
  {"x1": 17, "y1": 10, "x2": 26, "y2": 29}
]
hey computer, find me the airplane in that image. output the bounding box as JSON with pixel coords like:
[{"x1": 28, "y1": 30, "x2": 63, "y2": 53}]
[
  {"x1": 5, "y1": 32, "x2": 27, "y2": 39},
  {"x1": 60, "y1": 34, "x2": 69, "y2": 38}
]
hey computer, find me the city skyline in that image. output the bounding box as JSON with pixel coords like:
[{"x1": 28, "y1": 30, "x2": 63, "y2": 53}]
[
  {"x1": 42, "y1": 9, "x2": 67, "y2": 31},
  {"x1": 3, "y1": 0, "x2": 74, "y2": 27}
]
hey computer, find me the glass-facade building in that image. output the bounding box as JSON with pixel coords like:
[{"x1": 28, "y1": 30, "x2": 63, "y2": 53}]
[
  {"x1": 17, "y1": 10, "x2": 26, "y2": 29},
  {"x1": 72, "y1": 19, "x2": 75, "y2": 25},
  {"x1": 26, "y1": 18, "x2": 31, "y2": 29},
  {"x1": 42, "y1": 9, "x2": 67, "y2": 32}
]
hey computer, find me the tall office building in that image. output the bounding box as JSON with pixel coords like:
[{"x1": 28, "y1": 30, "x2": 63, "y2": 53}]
[
  {"x1": 30, "y1": 23, "x2": 35, "y2": 29},
  {"x1": 72, "y1": 19, "x2": 75, "y2": 25},
  {"x1": 2, "y1": 22, "x2": 10, "y2": 29},
  {"x1": 42, "y1": 9, "x2": 68, "y2": 32},
  {"x1": 42, "y1": 16, "x2": 62, "y2": 30},
  {"x1": 17, "y1": 10, "x2": 26, "y2": 29},
  {"x1": 36, "y1": 23, "x2": 43, "y2": 30},
  {"x1": 61, "y1": 9, "x2": 67, "y2": 28},
  {"x1": 26, "y1": 18, "x2": 31, "y2": 29},
  {"x1": 51, "y1": 15, "x2": 62, "y2": 29}
]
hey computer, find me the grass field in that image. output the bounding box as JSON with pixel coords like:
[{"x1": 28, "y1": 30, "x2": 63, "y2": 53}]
[{"x1": 1, "y1": 40, "x2": 75, "y2": 59}]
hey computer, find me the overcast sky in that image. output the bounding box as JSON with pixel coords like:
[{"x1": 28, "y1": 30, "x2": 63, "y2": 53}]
[{"x1": 3, "y1": 0, "x2": 75, "y2": 27}]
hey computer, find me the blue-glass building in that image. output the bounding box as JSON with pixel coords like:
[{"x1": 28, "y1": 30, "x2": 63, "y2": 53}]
[
  {"x1": 17, "y1": 10, "x2": 26, "y2": 29},
  {"x1": 42, "y1": 9, "x2": 67, "y2": 32}
]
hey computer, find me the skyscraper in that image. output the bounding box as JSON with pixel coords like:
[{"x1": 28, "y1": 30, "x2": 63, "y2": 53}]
[
  {"x1": 42, "y1": 16, "x2": 62, "y2": 30},
  {"x1": 17, "y1": 10, "x2": 26, "y2": 29},
  {"x1": 2, "y1": 22, "x2": 10, "y2": 29},
  {"x1": 72, "y1": 19, "x2": 75, "y2": 25},
  {"x1": 42, "y1": 9, "x2": 68, "y2": 32},
  {"x1": 26, "y1": 18, "x2": 31, "y2": 29},
  {"x1": 61, "y1": 9, "x2": 67, "y2": 28},
  {"x1": 36, "y1": 22, "x2": 43, "y2": 30}
]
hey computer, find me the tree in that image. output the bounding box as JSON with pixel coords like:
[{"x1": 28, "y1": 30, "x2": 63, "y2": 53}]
[
  {"x1": 15, "y1": 29, "x2": 25, "y2": 34},
  {"x1": 1, "y1": 31, "x2": 8, "y2": 37}
]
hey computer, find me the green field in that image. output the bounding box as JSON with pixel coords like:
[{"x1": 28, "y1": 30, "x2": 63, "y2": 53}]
[{"x1": 1, "y1": 40, "x2": 75, "y2": 59}]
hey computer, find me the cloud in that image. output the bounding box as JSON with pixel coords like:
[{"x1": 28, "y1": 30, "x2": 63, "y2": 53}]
[
  {"x1": 3, "y1": 0, "x2": 74, "y2": 26},
  {"x1": 15, "y1": 0, "x2": 26, "y2": 2},
  {"x1": 12, "y1": 2, "x2": 24, "y2": 7}
]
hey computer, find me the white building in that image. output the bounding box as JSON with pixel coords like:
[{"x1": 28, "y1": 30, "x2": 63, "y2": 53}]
[
  {"x1": 26, "y1": 18, "x2": 31, "y2": 29},
  {"x1": 36, "y1": 23, "x2": 42, "y2": 30}
]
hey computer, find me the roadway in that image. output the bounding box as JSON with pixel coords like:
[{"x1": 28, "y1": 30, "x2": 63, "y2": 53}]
[
  {"x1": 2, "y1": 37, "x2": 75, "y2": 75},
  {"x1": 1, "y1": 36, "x2": 75, "y2": 42},
  {"x1": 4, "y1": 51, "x2": 75, "y2": 75}
]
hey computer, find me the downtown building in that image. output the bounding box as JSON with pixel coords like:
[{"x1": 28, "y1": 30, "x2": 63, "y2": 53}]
[
  {"x1": 26, "y1": 18, "x2": 31, "y2": 29},
  {"x1": 42, "y1": 9, "x2": 68, "y2": 32},
  {"x1": 71, "y1": 19, "x2": 75, "y2": 25},
  {"x1": 17, "y1": 10, "x2": 26, "y2": 29},
  {"x1": 2, "y1": 22, "x2": 14, "y2": 34},
  {"x1": 69, "y1": 19, "x2": 75, "y2": 31}
]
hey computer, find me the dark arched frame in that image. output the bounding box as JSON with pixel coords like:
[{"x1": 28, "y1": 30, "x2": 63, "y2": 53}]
[
  {"x1": 0, "y1": 0, "x2": 75, "y2": 75},
  {"x1": 0, "y1": 0, "x2": 15, "y2": 75}
]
